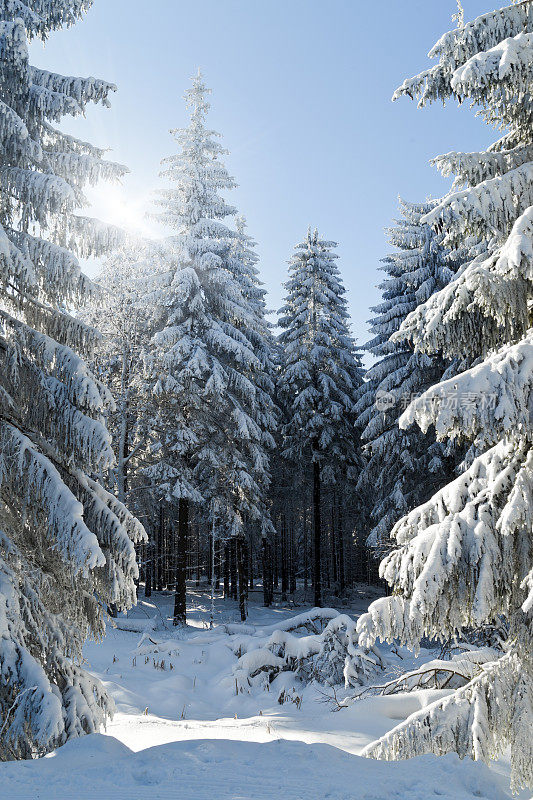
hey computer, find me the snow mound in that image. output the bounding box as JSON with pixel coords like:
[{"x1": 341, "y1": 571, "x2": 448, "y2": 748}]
[{"x1": 0, "y1": 733, "x2": 509, "y2": 800}]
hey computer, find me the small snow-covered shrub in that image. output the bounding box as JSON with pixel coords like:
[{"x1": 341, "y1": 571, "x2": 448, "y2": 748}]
[
  {"x1": 313, "y1": 616, "x2": 385, "y2": 688},
  {"x1": 232, "y1": 610, "x2": 385, "y2": 693}
]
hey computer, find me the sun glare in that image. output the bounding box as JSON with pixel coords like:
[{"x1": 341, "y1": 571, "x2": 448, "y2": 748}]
[{"x1": 85, "y1": 183, "x2": 159, "y2": 239}]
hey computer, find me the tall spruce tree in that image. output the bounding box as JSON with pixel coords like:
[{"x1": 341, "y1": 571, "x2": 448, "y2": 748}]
[
  {"x1": 148, "y1": 71, "x2": 276, "y2": 623},
  {"x1": 355, "y1": 199, "x2": 461, "y2": 548},
  {"x1": 230, "y1": 217, "x2": 278, "y2": 619},
  {"x1": 358, "y1": 3, "x2": 533, "y2": 789},
  {"x1": 278, "y1": 229, "x2": 364, "y2": 607},
  {"x1": 0, "y1": 3, "x2": 145, "y2": 759}
]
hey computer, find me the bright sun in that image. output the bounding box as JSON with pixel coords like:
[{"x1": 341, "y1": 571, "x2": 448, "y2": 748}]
[{"x1": 85, "y1": 183, "x2": 159, "y2": 239}]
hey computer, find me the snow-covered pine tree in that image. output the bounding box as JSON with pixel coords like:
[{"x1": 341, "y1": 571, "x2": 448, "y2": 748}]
[
  {"x1": 278, "y1": 229, "x2": 364, "y2": 607},
  {"x1": 357, "y1": 3, "x2": 533, "y2": 789},
  {"x1": 231, "y1": 216, "x2": 278, "y2": 447},
  {"x1": 83, "y1": 244, "x2": 174, "y2": 603},
  {"x1": 230, "y1": 216, "x2": 278, "y2": 618},
  {"x1": 0, "y1": 3, "x2": 145, "y2": 760},
  {"x1": 148, "y1": 71, "x2": 276, "y2": 623},
  {"x1": 82, "y1": 243, "x2": 153, "y2": 506},
  {"x1": 355, "y1": 199, "x2": 459, "y2": 549}
]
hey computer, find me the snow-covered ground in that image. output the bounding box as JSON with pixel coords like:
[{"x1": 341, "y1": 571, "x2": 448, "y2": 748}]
[{"x1": 0, "y1": 587, "x2": 524, "y2": 800}]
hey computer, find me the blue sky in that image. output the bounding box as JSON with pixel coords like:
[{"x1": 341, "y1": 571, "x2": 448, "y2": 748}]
[{"x1": 30, "y1": 0, "x2": 494, "y2": 352}]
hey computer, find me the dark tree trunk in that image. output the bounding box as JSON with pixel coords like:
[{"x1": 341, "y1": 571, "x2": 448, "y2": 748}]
[
  {"x1": 173, "y1": 498, "x2": 188, "y2": 626},
  {"x1": 144, "y1": 539, "x2": 153, "y2": 598},
  {"x1": 262, "y1": 536, "x2": 273, "y2": 607},
  {"x1": 303, "y1": 504, "x2": 308, "y2": 593},
  {"x1": 273, "y1": 524, "x2": 279, "y2": 589},
  {"x1": 230, "y1": 537, "x2": 238, "y2": 600},
  {"x1": 281, "y1": 516, "x2": 288, "y2": 601},
  {"x1": 248, "y1": 534, "x2": 254, "y2": 591},
  {"x1": 289, "y1": 517, "x2": 296, "y2": 595},
  {"x1": 325, "y1": 524, "x2": 331, "y2": 591},
  {"x1": 331, "y1": 501, "x2": 338, "y2": 589},
  {"x1": 156, "y1": 503, "x2": 164, "y2": 591},
  {"x1": 186, "y1": 520, "x2": 193, "y2": 581},
  {"x1": 195, "y1": 522, "x2": 201, "y2": 587},
  {"x1": 313, "y1": 459, "x2": 322, "y2": 607},
  {"x1": 215, "y1": 539, "x2": 222, "y2": 591},
  {"x1": 207, "y1": 524, "x2": 213, "y2": 585},
  {"x1": 165, "y1": 510, "x2": 172, "y2": 589},
  {"x1": 237, "y1": 537, "x2": 247, "y2": 621},
  {"x1": 337, "y1": 496, "x2": 345, "y2": 595}
]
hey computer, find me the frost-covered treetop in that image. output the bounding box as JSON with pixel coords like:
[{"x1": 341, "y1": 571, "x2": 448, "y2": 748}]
[
  {"x1": 157, "y1": 71, "x2": 237, "y2": 243},
  {"x1": 148, "y1": 71, "x2": 275, "y2": 537},
  {"x1": 184, "y1": 67, "x2": 211, "y2": 125},
  {"x1": 279, "y1": 228, "x2": 363, "y2": 481}
]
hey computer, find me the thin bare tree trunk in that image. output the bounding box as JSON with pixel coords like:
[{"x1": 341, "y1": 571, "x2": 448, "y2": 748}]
[
  {"x1": 156, "y1": 503, "x2": 164, "y2": 591},
  {"x1": 224, "y1": 541, "x2": 230, "y2": 598},
  {"x1": 281, "y1": 515, "x2": 288, "y2": 601},
  {"x1": 144, "y1": 539, "x2": 153, "y2": 598},
  {"x1": 116, "y1": 342, "x2": 130, "y2": 506},
  {"x1": 338, "y1": 495, "x2": 345, "y2": 595},
  {"x1": 303, "y1": 503, "x2": 309, "y2": 593},
  {"x1": 248, "y1": 533, "x2": 254, "y2": 591},
  {"x1": 262, "y1": 536, "x2": 272, "y2": 607},
  {"x1": 195, "y1": 521, "x2": 200, "y2": 587},
  {"x1": 289, "y1": 517, "x2": 296, "y2": 595}
]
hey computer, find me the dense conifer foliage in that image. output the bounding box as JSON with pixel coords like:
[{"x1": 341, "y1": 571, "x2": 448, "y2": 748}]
[
  {"x1": 278, "y1": 230, "x2": 364, "y2": 605},
  {"x1": 1, "y1": 4, "x2": 530, "y2": 792},
  {"x1": 355, "y1": 199, "x2": 459, "y2": 548},
  {"x1": 358, "y1": 3, "x2": 533, "y2": 788},
  {"x1": 0, "y1": 1, "x2": 145, "y2": 759}
]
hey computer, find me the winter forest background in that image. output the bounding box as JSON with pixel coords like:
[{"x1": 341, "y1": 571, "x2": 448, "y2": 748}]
[{"x1": 0, "y1": 1, "x2": 532, "y2": 799}]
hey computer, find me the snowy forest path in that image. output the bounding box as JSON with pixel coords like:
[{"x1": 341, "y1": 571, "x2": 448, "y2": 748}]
[{"x1": 0, "y1": 588, "x2": 520, "y2": 799}]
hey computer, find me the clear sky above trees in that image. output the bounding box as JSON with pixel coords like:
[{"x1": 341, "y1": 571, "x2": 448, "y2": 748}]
[{"x1": 29, "y1": 0, "x2": 493, "y2": 353}]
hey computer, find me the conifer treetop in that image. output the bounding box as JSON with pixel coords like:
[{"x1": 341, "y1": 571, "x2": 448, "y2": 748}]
[
  {"x1": 147, "y1": 73, "x2": 276, "y2": 538},
  {"x1": 279, "y1": 228, "x2": 363, "y2": 482}
]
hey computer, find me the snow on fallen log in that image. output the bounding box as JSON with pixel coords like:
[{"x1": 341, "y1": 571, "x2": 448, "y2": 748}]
[
  {"x1": 253, "y1": 607, "x2": 341, "y2": 636},
  {"x1": 235, "y1": 649, "x2": 286, "y2": 679},
  {"x1": 223, "y1": 607, "x2": 340, "y2": 638},
  {"x1": 345, "y1": 645, "x2": 500, "y2": 703},
  {"x1": 112, "y1": 616, "x2": 156, "y2": 633}
]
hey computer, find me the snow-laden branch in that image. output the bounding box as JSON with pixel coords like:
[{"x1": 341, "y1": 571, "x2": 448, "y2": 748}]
[
  {"x1": 399, "y1": 332, "x2": 533, "y2": 448},
  {"x1": 395, "y1": 206, "x2": 533, "y2": 359},
  {"x1": 362, "y1": 652, "x2": 532, "y2": 794}
]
